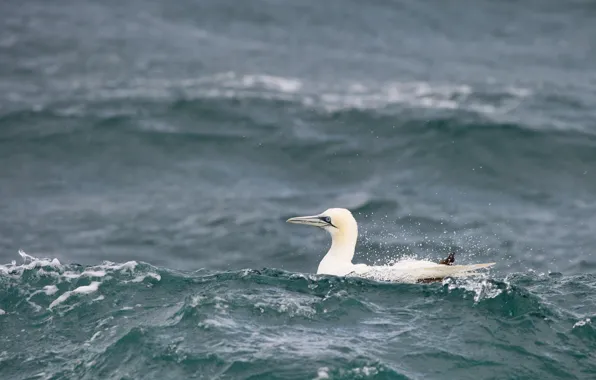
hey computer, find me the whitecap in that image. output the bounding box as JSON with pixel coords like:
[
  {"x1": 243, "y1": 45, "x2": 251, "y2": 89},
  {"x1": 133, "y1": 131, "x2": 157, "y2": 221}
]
[
  {"x1": 445, "y1": 277, "x2": 502, "y2": 303},
  {"x1": 81, "y1": 270, "x2": 107, "y2": 278},
  {"x1": 129, "y1": 272, "x2": 161, "y2": 283},
  {"x1": 239, "y1": 74, "x2": 302, "y2": 93},
  {"x1": 199, "y1": 317, "x2": 238, "y2": 329},
  {"x1": 89, "y1": 331, "x2": 102, "y2": 342},
  {"x1": 49, "y1": 282, "x2": 101, "y2": 309},
  {"x1": 573, "y1": 318, "x2": 591, "y2": 328},
  {"x1": 314, "y1": 367, "x2": 330, "y2": 380},
  {"x1": 43, "y1": 285, "x2": 58, "y2": 295}
]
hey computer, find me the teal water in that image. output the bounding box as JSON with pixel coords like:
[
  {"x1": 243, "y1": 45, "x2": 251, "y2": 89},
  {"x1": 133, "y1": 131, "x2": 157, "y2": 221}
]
[
  {"x1": 1, "y1": 254, "x2": 596, "y2": 379},
  {"x1": 2, "y1": 0, "x2": 596, "y2": 378}
]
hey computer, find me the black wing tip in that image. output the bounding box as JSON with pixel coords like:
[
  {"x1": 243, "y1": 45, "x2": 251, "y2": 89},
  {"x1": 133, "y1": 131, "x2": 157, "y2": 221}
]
[{"x1": 439, "y1": 251, "x2": 456, "y2": 266}]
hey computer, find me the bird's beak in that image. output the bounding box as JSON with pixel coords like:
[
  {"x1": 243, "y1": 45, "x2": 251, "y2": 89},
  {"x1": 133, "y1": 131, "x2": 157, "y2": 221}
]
[{"x1": 286, "y1": 215, "x2": 328, "y2": 227}]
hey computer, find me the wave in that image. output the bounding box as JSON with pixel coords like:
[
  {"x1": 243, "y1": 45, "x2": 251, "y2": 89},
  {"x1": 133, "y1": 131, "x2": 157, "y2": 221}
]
[
  {"x1": 0, "y1": 251, "x2": 591, "y2": 324},
  {"x1": 1, "y1": 251, "x2": 596, "y2": 379},
  {"x1": 4, "y1": 72, "x2": 596, "y2": 195},
  {"x1": 1, "y1": 71, "x2": 534, "y2": 120},
  {"x1": 4, "y1": 93, "x2": 596, "y2": 164}
]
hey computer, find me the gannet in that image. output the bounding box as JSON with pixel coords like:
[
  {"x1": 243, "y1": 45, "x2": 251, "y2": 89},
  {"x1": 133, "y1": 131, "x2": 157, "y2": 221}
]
[{"x1": 287, "y1": 208, "x2": 495, "y2": 283}]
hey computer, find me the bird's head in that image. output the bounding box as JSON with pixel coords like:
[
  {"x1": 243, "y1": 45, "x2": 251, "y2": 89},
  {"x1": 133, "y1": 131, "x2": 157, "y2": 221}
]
[{"x1": 286, "y1": 208, "x2": 357, "y2": 239}]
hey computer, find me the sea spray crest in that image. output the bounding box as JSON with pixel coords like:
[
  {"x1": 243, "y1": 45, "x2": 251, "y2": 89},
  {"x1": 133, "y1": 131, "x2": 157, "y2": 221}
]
[
  {"x1": 42, "y1": 71, "x2": 534, "y2": 121},
  {"x1": 18, "y1": 249, "x2": 39, "y2": 262},
  {"x1": 162, "y1": 72, "x2": 532, "y2": 116},
  {"x1": 314, "y1": 365, "x2": 384, "y2": 380},
  {"x1": 444, "y1": 277, "x2": 503, "y2": 303},
  {"x1": 573, "y1": 318, "x2": 592, "y2": 329},
  {"x1": 1, "y1": 251, "x2": 162, "y2": 314},
  {"x1": 49, "y1": 281, "x2": 101, "y2": 309},
  {"x1": 252, "y1": 292, "x2": 317, "y2": 318},
  {"x1": 1, "y1": 251, "x2": 145, "y2": 281},
  {"x1": 0, "y1": 249, "x2": 63, "y2": 274},
  {"x1": 43, "y1": 285, "x2": 58, "y2": 295},
  {"x1": 129, "y1": 272, "x2": 162, "y2": 283}
]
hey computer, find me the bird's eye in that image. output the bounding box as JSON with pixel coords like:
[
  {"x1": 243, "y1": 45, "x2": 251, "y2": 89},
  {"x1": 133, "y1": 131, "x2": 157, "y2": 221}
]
[{"x1": 321, "y1": 216, "x2": 331, "y2": 224}]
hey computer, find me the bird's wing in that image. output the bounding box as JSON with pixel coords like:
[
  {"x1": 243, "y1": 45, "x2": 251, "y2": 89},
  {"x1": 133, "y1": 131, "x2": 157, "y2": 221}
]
[
  {"x1": 354, "y1": 261, "x2": 495, "y2": 283},
  {"x1": 416, "y1": 263, "x2": 496, "y2": 278}
]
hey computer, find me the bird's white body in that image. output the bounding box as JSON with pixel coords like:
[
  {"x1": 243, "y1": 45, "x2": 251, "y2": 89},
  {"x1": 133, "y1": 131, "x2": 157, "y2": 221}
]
[{"x1": 287, "y1": 208, "x2": 494, "y2": 283}]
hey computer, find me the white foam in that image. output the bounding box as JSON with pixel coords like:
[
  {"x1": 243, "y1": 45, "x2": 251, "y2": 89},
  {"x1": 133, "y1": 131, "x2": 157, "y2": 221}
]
[
  {"x1": 49, "y1": 282, "x2": 101, "y2": 309},
  {"x1": 314, "y1": 367, "x2": 330, "y2": 380},
  {"x1": 314, "y1": 365, "x2": 379, "y2": 379},
  {"x1": 43, "y1": 285, "x2": 58, "y2": 295},
  {"x1": 89, "y1": 331, "x2": 102, "y2": 342},
  {"x1": 253, "y1": 294, "x2": 316, "y2": 318},
  {"x1": 352, "y1": 366, "x2": 379, "y2": 377},
  {"x1": 239, "y1": 74, "x2": 302, "y2": 93},
  {"x1": 81, "y1": 270, "x2": 107, "y2": 278},
  {"x1": 0, "y1": 250, "x2": 161, "y2": 312},
  {"x1": 189, "y1": 295, "x2": 205, "y2": 307},
  {"x1": 73, "y1": 282, "x2": 100, "y2": 295},
  {"x1": 41, "y1": 71, "x2": 533, "y2": 120},
  {"x1": 130, "y1": 272, "x2": 161, "y2": 283},
  {"x1": 199, "y1": 317, "x2": 238, "y2": 329},
  {"x1": 573, "y1": 318, "x2": 591, "y2": 328},
  {"x1": 445, "y1": 278, "x2": 502, "y2": 303},
  {"x1": 0, "y1": 309, "x2": 5, "y2": 315},
  {"x1": 18, "y1": 249, "x2": 36, "y2": 262},
  {"x1": 62, "y1": 272, "x2": 82, "y2": 279},
  {"x1": 104, "y1": 261, "x2": 138, "y2": 273},
  {"x1": 49, "y1": 293, "x2": 72, "y2": 309},
  {"x1": 316, "y1": 81, "x2": 472, "y2": 113},
  {"x1": 1, "y1": 251, "x2": 62, "y2": 279},
  {"x1": 213, "y1": 296, "x2": 229, "y2": 313}
]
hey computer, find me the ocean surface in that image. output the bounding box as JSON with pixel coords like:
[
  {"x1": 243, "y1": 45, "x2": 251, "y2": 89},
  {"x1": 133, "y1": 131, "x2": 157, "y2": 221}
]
[{"x1": 1, "y1": 0, "x2": 596, "y2": 379}]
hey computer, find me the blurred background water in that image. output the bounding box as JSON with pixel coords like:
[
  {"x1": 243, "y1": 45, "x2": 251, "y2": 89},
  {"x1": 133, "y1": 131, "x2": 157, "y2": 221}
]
[{"x1": 1, "y1": 0, "x2": 596, "y2": 379}]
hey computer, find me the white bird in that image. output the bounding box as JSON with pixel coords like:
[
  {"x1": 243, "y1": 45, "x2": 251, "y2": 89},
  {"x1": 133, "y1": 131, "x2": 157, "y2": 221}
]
[{"x1": 287, "y1": 208, "x2": 495, "y2": 283}]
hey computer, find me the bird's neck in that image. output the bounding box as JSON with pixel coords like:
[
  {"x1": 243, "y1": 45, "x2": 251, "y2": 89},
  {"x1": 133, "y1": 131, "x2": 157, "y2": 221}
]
[
  {"x1": 328, "y1": 230, "x2": 357, "y2": 261},
  {"x1": 317, "y1": 226, "x2": 358, "y2": 275}
]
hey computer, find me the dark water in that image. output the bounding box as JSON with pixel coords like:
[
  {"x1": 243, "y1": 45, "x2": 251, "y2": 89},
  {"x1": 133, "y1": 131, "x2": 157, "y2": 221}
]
[{"x1": 1, "y1": 0, "x2": 596, "y2": 378}]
